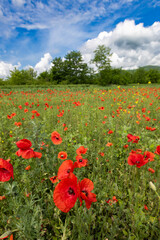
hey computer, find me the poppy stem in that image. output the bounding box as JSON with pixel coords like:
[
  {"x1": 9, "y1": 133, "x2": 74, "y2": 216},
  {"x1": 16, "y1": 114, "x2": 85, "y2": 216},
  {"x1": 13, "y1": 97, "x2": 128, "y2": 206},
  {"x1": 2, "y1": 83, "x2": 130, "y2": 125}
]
[{"x1": 61, "y1": 216, "x2": 68, "y2": 240}]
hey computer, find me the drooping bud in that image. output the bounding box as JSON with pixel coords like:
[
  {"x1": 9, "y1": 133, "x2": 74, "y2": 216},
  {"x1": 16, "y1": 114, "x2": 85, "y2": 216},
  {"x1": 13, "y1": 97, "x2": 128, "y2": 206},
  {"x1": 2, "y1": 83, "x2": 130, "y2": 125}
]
[{"x1": 149, "y1": 181, "x2": 156, "y2": 192}]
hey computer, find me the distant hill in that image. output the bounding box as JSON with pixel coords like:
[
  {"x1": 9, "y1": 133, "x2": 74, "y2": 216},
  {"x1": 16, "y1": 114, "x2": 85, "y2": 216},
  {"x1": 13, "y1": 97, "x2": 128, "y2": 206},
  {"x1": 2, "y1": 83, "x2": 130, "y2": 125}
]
[
  {"x1": 127, "y1": 65, "x2": 160, "y2": 73},
  {"x1": 141, "y1": 65, "x2": 160, "y2": 71}
]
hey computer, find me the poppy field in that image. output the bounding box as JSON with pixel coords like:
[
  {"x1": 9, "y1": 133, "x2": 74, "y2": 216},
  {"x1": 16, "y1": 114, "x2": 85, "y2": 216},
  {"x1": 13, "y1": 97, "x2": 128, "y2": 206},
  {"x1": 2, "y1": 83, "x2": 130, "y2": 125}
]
[{"x1": 0, "y1": 85, "x2": 160, "y2": 240}]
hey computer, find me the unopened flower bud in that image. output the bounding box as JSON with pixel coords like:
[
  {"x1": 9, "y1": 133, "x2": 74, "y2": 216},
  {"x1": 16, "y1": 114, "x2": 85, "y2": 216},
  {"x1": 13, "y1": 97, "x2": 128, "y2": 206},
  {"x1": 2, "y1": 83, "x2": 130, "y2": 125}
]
[{"x1": 149, "y1": 181, "x2": 156, "y2": 191}]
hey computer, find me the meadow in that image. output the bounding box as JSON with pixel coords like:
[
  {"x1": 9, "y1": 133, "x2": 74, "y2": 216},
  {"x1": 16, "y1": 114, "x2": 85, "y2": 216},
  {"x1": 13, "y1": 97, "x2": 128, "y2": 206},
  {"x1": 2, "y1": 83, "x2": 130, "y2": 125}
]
[{"x1": 0, "y1": 84, "x2": 160, "y2": 240}]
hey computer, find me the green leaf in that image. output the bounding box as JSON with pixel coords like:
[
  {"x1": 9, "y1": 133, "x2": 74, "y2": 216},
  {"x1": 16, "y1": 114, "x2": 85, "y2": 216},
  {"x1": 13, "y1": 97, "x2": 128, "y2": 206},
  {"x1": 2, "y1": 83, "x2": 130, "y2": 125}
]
[{"x1": 0, "y1": 230, "x2": 12, "y2": 239}]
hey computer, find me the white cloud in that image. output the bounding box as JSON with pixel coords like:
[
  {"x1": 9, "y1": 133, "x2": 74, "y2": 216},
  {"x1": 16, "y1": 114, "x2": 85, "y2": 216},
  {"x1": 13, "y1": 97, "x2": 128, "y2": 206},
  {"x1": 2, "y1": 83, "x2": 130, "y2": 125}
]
[
  {"x1": 81, "y1": 20, "x2": 160, "y2": 69},
  {"x1": 0, "y1": 61, "x2": 21, "y2": 79},
  {"x1": 12, "y1": 0, "x2": 25, "y2": 7},
  {"x1": 34, "y1": 53, "x2": 53, "y2": 75},
  {"x1": 0, "y1": 53, "x2": 53, "y2": 78}
]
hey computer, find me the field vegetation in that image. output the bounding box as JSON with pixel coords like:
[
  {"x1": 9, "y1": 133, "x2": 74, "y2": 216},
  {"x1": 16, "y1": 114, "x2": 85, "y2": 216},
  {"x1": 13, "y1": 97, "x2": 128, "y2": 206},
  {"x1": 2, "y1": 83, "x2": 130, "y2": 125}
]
[{"x1": 0, "y1": 84, "x2": 160, "y2": 240}]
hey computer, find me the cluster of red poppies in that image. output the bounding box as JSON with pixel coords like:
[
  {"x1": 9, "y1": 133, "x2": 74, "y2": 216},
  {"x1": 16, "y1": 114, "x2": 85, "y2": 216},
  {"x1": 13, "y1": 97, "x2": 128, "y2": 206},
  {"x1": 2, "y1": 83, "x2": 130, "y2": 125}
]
[
  {"x1": 128, "y1": 147, "x2": 160, "y2": 168},
  {"x1": 50, "y1": 133, "x2": 97, "y2": 212}
]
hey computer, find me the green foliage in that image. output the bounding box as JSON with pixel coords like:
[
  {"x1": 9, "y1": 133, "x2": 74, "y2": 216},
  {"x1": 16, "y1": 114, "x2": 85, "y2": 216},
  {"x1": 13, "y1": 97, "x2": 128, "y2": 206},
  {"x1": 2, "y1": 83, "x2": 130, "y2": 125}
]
[
  {"x1": 7, "y1": 68, "x2": 37, "y2": 85},
  {"x1": 37, "y1": 71, "x2": 51, "y2": 84},
  {"x1": 0, "y1": 78, "x2": 5, "y2": 85},
  {"x1": 50, "y1": 51, "x2": 91, "y2": 84},
  {"x1": 91, "y1": 45, "x2": 112, "y2": 71},
  {"x1": 1, "y1": 46, "x2": 160, "y2": 86}
]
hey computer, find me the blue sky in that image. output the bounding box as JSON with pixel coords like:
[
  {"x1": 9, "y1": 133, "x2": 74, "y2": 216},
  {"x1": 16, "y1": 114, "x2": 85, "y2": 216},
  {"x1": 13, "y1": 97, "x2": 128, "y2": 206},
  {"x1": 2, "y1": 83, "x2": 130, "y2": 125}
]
[{"x1": 0, "y1": 0, "x2": 160, "y2": 77}]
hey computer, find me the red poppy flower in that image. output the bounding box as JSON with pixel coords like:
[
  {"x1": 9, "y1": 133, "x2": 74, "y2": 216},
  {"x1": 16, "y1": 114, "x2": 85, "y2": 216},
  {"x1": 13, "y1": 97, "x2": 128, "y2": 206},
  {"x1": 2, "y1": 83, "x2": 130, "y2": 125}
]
[
  {"x1": 76, "y1": 146, "x2": 87, "y2": 155},
  {"x1": 144, "y1": 151, "x2": 155, "y2": 162},
  {"x1": 0, "y1": 158, "x2": 14, "y2": 182},
  {"x1": 108, "y1": 130, "x2": 113, "y2": 134},
  {"x1": 106, "y1": 142, "x2": 113, "y2": 147},
  {"x1": 58, "y1": 151, "x2": 68, "y2": 160},
  {"x1": 74, "y1": 155, "x2": 88, "y2": 168},
  {"x1": 57, "y1": 160, "x2": 74, "y2": 180},
  {"x1": 0, "y1": 195, "x2": 6, "y2": 200},
  {"x1": 99, "y1": 152, "x2": 104, "y2": 157},
  {"x1": 106, "y1": 196, "x2": 118, "y2": 205},
  {"x1": 148, "y1": 168, "x2": 155, "y2": 173},
  {"x1": 98, "y1": 106, "x2": 104, "y2": 110},
  {"x1": 123, "y1": 144, "x2": 129, "y2": 148},
  {"x1": 16, "y1": 139, "x2": 32, "y2": 150},
  {"x1": 144, "y1": 205, "x2": 148, "y2": 210},
  {"x1": 7, "y1": 115, "x2": 12, "y2": 119},
  {"x1": 25, "y1": 165, "x2": 31, "y2": 170},
  {"x1": 128, "y1": 152, "x2": 148, "y2": 168},
  {"x1": 78, "y1": 178, "x2": 97, "y2": 209},
  {"x1": 50, "y1": 176, "x2": 59, "y2": 184},
  {"x1": 25, "y1": 192, "x2": 31, "y2": 198},
  {"x1": 51, "y1": 131, "x2": 62, "y2": 145},
  {"x1": 127, "y1": 134, "x2": 140, "y2": 143},
  {"x1": 34, "y1": 151, "x2": 42, "y2": 159},
  {"x1": 53, "y1": 176, "x2": 78, "y2": 212},
  {"x1": 155, "y1": 145, "x2": 160, "y2": 155},
  {"x1": 16, "y1": 148, "x2": 35, "y2": 159}
]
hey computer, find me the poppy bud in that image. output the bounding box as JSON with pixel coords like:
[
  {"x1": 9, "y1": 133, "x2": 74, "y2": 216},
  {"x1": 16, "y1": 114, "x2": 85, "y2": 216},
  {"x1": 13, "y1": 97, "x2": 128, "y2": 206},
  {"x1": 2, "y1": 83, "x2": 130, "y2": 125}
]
[{"x1": 149, "y1": 181, "x2": 156, "y2": 191}]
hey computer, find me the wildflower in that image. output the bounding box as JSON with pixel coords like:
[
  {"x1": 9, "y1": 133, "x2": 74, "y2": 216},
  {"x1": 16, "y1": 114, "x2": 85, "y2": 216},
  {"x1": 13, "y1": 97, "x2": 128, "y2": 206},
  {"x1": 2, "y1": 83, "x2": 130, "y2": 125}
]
[
  {"x1": 128, "y1": 152, "x2": 148, "y2": 168},
  {"x1": 78, "y1": 178, "x2": 97, "y2": 209},
  {"x1": 16, "y1": 139, "x2": 32, "y2": 150},
  {"x1": 155, "y1": 145, "x2": 160, "y2": 155},
  {"x1": 123, "y1": 144, "x2": 128, "y2": 148},
  {"x1": 144, "y1": 151, "x2": 155, "y2": 161},
  {"x1": 16, "y1": 139, "x2": 42, "y2": 159},
  {"x1": 99, "y1": 152, "x2": 104, "y2": 157},
  {"x1": 58, "y1": 151, "x2": 68, "y2": 160},
  {"x1": 148, "y1": 168, "x2": 155, "y2": 173},
  {"x1": 106, "y1": 142, "x2": 113, "y2": 147},
  {"x1": 53, "y1": 175, "x2": 78, "y2": 213},
  {"x1": 51, "y1": 131, "x2": 62, "y2": 145},
  {"x1": 144, "y1": 205, "x2": 148, "y2": 210},
  {"x1": 127, "y1": 134, "x2": 140, "y2": 143},
  {"x1": 25, "y1": 165, "x2": 31, "y2": 170},
  {"x1": 25, "y1": 192, "x2": 31, "y2": 198},
  {"x1": 108, "y1": 130, "x2": 113, "y2": 134},
  {"x1": 57, "y1": 160, "x2": 74, "y2": 180},
  {"x1": 76, "y1": 146, "x2": 87, "y2": 155},
  {"x1": 0, "y1": 158, "x2": 14, "y2": 182},
  {"x1": 106, "y1": 196, "x2": 118, "y2": 205},
  {"x1": 16, "y1": 148, "x2": 35, "y2": 159},
  {"x1": 50, "y1": 176, "x2": 59, "y2": 184},
  {"x1": 0, "y1": 195, "x2": 6, "y2": 200},
  {"x1": 99, "y1": 107, "x2": 104, "y2": 110},
  {"x1": 74, "y1": 155, "x2": 88, "y2": 168}
]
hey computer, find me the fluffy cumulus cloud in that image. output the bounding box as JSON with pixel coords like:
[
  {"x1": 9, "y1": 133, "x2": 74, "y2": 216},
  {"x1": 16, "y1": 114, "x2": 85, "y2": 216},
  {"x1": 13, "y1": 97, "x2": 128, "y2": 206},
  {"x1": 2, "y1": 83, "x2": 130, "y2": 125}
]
[
  {"x1": 81, "y1": 20, "x2": 160, "y2": 69},
  {"x1": 0, "y1": 61, "x2": 21, "y2": 79},
  {"x1": 34, "y1": 53, "x2": 53, "y2": 75},
  {"x1": 0, "y1": 53, "x2": 53, "y2": 78}
]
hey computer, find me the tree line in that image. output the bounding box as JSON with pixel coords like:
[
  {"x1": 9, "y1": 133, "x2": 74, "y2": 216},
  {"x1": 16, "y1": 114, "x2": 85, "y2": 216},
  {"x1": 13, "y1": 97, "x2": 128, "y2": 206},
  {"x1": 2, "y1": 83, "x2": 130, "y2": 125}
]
[{"x1": 0, "y1": 45, "x2": 160, "y2": 86}]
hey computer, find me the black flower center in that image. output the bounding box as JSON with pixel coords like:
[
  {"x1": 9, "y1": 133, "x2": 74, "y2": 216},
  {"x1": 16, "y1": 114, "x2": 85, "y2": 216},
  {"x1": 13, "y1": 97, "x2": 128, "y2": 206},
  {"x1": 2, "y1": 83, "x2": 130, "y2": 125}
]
[
  {"x1": 68, "y1": 187, "x2": 75, "y2": 195},
  {"x1": 82, "y1": 190, "x2": 88, "y2": 197},
  {"x1": 67, "y1": 169, "x2": 71, "y2": 173}
]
